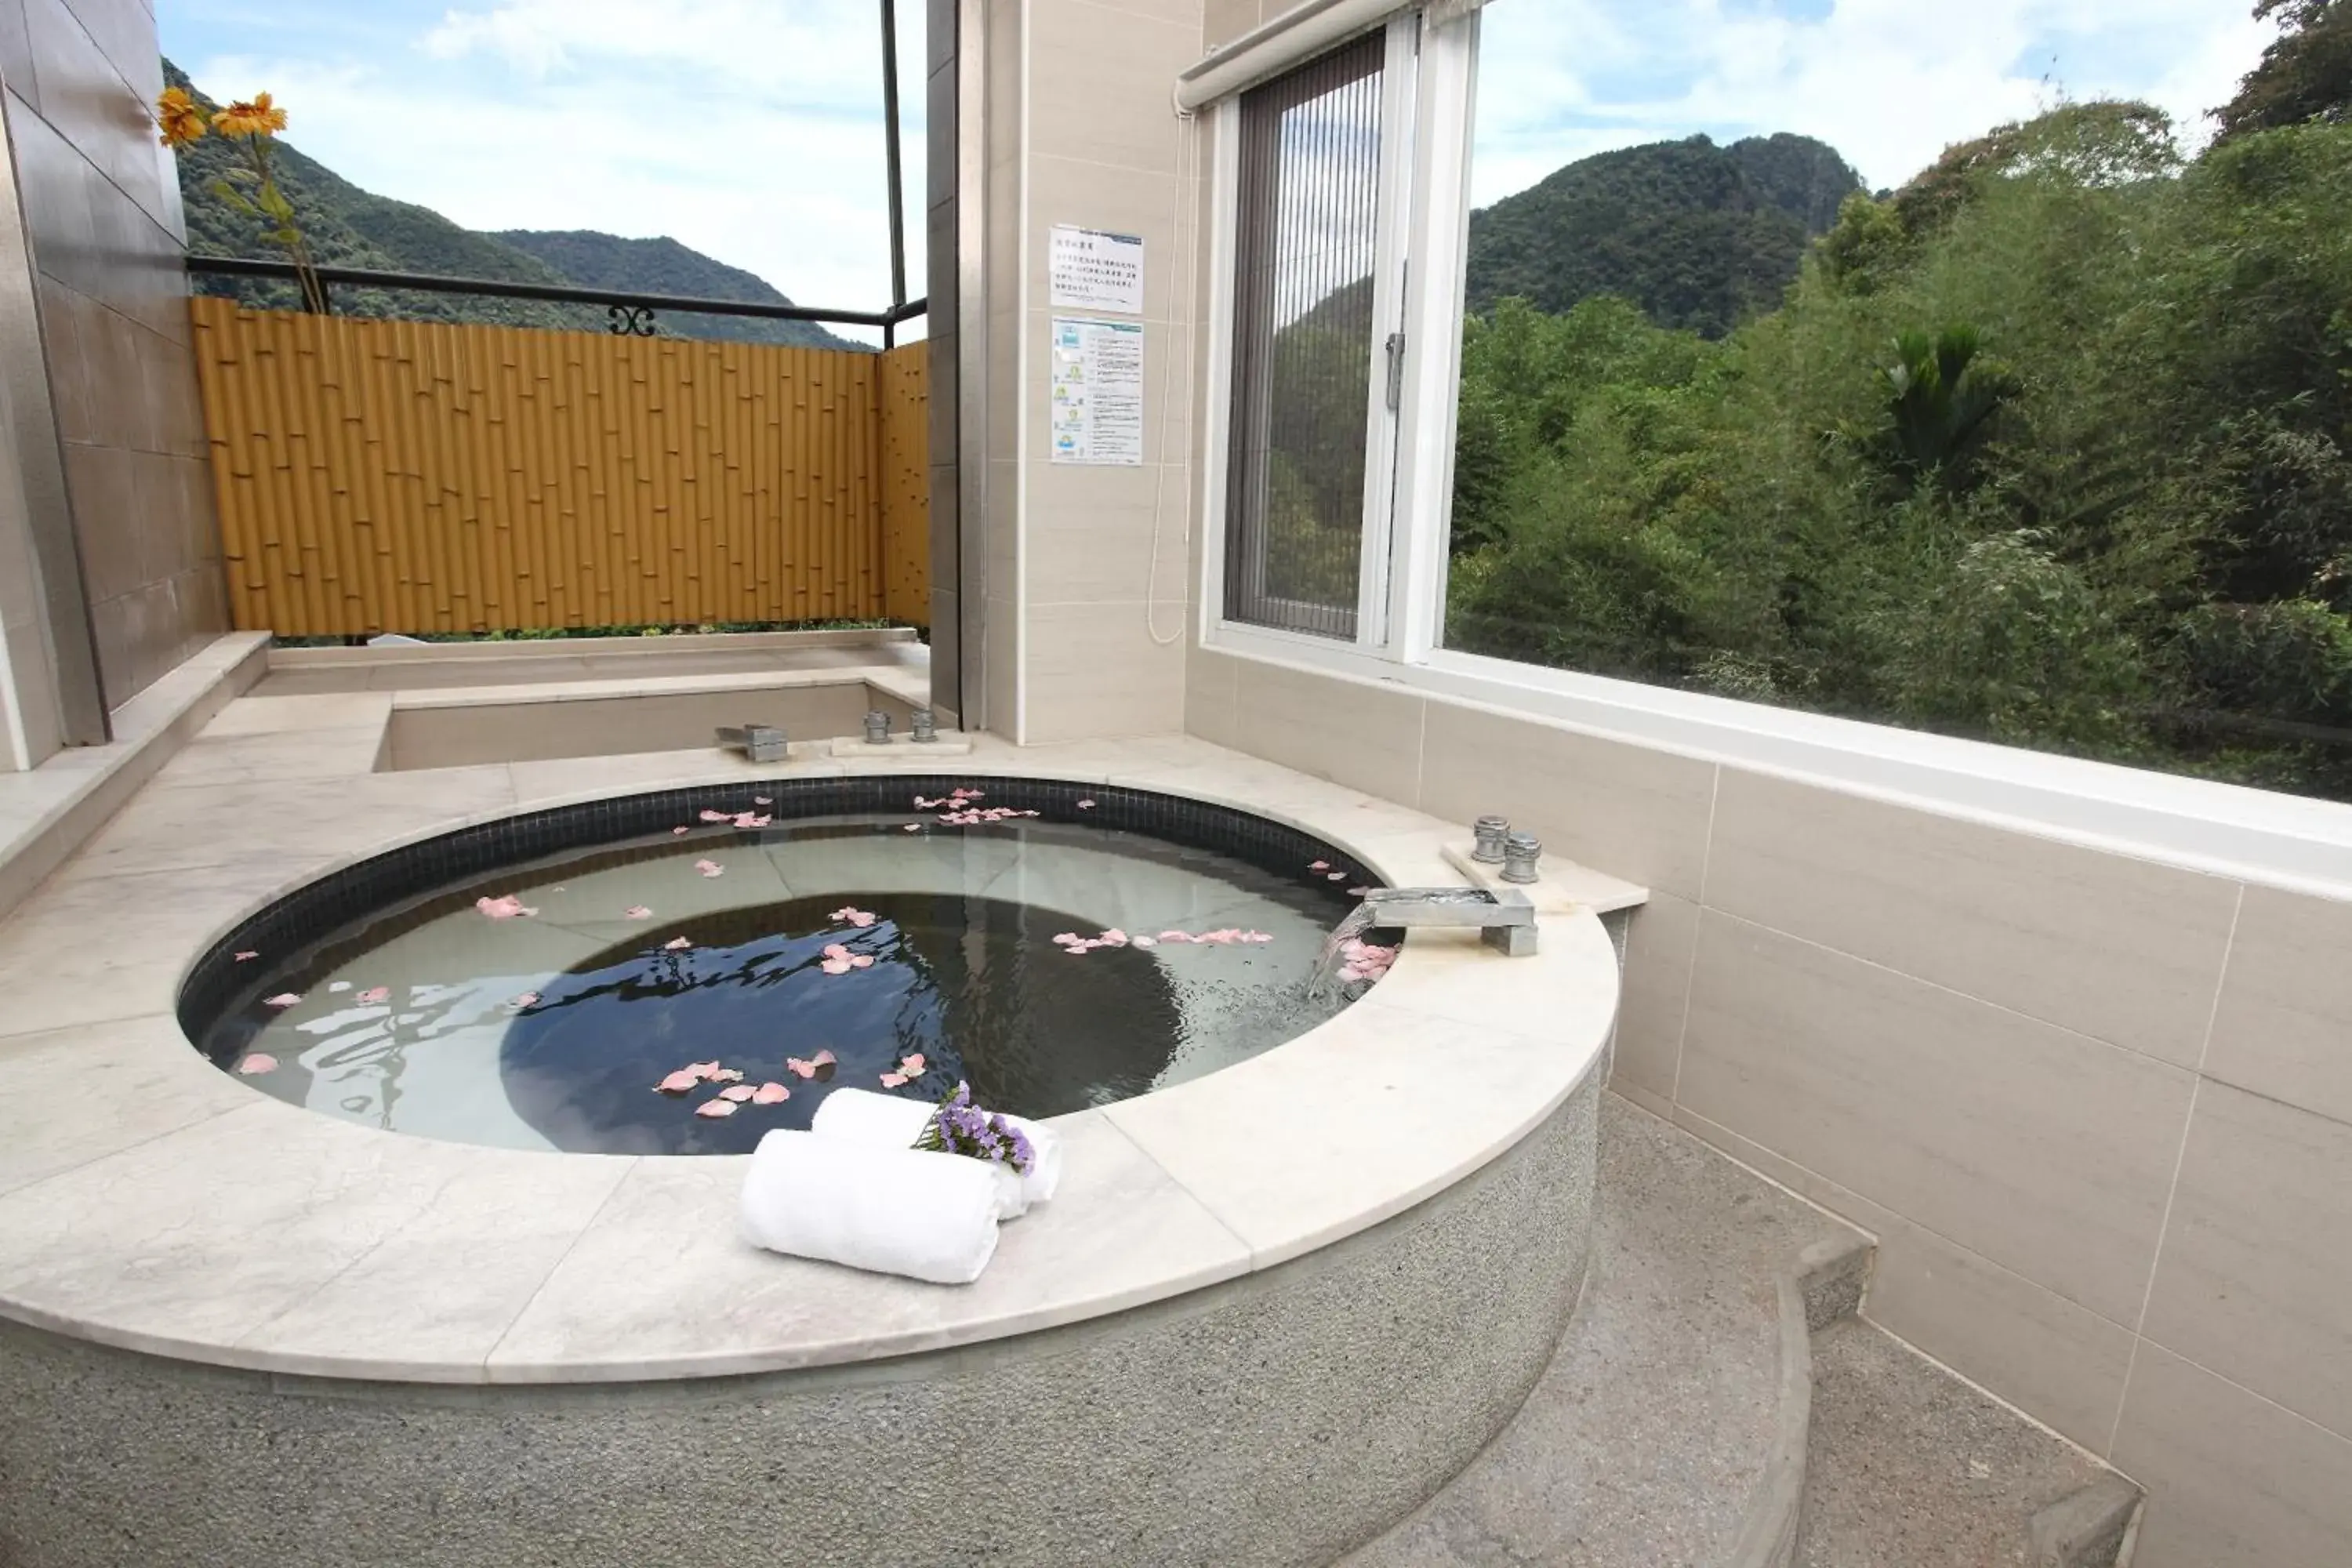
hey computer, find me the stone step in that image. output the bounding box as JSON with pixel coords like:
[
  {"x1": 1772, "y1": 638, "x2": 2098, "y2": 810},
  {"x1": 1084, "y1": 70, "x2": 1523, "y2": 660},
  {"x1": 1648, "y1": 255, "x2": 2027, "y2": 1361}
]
[
  {"x1": 1797, "y1": 1319, "x2": 2141, "y2": 1568},
  {"x1": 1338, "y1": 1093, "x2": 1871, "y2": 1568}
]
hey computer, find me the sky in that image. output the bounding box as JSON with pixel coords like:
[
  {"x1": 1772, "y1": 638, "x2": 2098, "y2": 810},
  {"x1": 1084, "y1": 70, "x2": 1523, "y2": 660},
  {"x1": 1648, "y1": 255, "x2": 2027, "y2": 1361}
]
[
  {"x1": 159, "y1": 0, "x2": 927, "y2": 344},
  {"x1": 158, "y1": 1, "x2": 2281, "y2": 338},
  {"x1": 1472, "y1": 0, "x2": 2280, "y2": 205}
]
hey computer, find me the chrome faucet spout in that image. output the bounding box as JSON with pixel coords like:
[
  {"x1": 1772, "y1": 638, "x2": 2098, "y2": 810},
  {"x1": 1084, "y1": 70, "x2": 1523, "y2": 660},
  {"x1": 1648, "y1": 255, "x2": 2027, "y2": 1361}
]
[{"x1": 1356, "y1": 886, "x2": 1537, "y2": 956}]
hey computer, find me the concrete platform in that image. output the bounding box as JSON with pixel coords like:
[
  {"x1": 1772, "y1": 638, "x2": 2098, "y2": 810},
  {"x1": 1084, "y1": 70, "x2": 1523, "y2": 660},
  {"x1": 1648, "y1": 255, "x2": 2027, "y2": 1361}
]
[
  {"x1": 1340, "y1": 1094, "x2": 2141, "y2": 1568},
  {"x1": 1341, "y1": 1094, "x2": 1867, "y2": 1567},
  {"x1": 1798, "y1": 1319, "x2": 2131, "y2": 1568}
]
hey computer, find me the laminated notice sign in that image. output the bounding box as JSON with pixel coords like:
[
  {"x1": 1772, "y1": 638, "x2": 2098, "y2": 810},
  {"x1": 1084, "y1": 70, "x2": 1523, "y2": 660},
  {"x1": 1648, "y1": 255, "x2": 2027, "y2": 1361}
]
[
  {"x1": 1048, "y1": 226, "x2": 1145, "y2": 314},
  {"x1": 1048, "y1": 317, "x2": 1145, "y2": 466}
]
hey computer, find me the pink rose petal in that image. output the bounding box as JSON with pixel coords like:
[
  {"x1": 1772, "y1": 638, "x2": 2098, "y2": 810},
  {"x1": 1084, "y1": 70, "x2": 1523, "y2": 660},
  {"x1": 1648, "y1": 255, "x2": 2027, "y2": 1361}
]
[
  {"x1": 822, "y1": 943, "x2": 851, "y2": 960},
  {"x1": 900, "y1": 1053, "x2": 926, "y2": 1074},
  {"x1": 1309, "y1": 861, "x2": 1330, "y2": 872},
  {"x1": 752, "y1": 1081, "x2": 791, "y2": 1105},
  {"x1": 263, "y1": 993, "x2": 300, "y2": 1009},
  {"x1": 710, "y1": 1068, "x2": 745, "y2": 1084},
  {"x1": 694, "y1": 1099, "x2": 738, "y2": 1118},
  {"x1": 234, "y1": 950, "x2": 258, "y2": 962},
  {"x1": 510, "y1": 991, "x2": 539, "y2": 1008},
  {"x1": 1077, "y1": 799, "x2": 1096, "y2": 809},
  {"x1": 821, "y1": 958, "x2": 852, "y2": 975},
  {"x1": 625, "y1": 906, "x2": 653, "y2": 920},
  {"x1": 753, "y1": 797, "x2": 772, "y2": 806},
  {"x1": 356, "y1": 986, "x2": 390, "y2": 1005},
  {"x1": 786, "y1": 1057, "x2": 816, "y2": 1079},
  {"x1": 813, "y1": 1049, "x2": 837, "y2": 1067},
  {"x1": 879, "y1": 1072, "x2": 906, "y2": 1088},
  {"x1": 849, "y1": 954, "x2": 873, "y2": 969},
  {"x1": 476, "y1": 895, "x2": 537, "y2": 920},
  {"x1": 672, "y1": 826, "x2": 690, "y2": 836},
  {"x1": 903, "y1": 823, "x2": 922, "y2": 832},
  {"x1": 685, "y1": 1061, "x2": 723, "y2": 1081},
  {"x1": 655, "y1": 1069, "x2": 700, "y2": 1094},
  {"x1": 719, "y1": 1083, "x2": 757, "y2": 1102},
  {"x1": 236, "y1": 1053, "x2": 278, "y2": 1074},
  {"x1": 664, "y1": 937, "x2": 692, "y2": 951},
  {"x1": 694, "y1": 859, "x2": 724, "y2": 878},
  {"x1": 699, "y1": 810, "x2": 730, "y2": 822}
]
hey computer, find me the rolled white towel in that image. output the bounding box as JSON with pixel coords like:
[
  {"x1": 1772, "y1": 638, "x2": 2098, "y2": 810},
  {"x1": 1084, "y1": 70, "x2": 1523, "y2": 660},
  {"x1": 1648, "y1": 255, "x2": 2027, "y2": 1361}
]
[
  {"x1": 1014, "y1": 1118, "x2": 1063, "y2": 1212},
  {"x1": 809, "y1": 1085, "x2": 934, "y2": 1145},
  {"x1": 811, "y1": 1087, "x2": 1063, "y2": 1217},
  {"x1": 739, "y1": 1129, "x2": 1000, "y2": 1285}
]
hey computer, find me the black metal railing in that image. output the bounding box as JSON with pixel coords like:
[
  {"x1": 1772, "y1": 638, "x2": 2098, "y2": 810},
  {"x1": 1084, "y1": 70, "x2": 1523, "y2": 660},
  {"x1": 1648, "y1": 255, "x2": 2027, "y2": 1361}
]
[
  {"x1": 182, "y1": 254, "x2": 927, "y2": 342},
  {"x1": 187, "y1": 1, "x2": 924, "y2": 349}
]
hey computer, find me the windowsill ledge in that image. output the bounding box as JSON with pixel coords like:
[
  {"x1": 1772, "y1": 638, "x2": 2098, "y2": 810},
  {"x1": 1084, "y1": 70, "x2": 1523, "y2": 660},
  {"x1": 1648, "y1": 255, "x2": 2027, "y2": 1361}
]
[{"x1": 1203, "y1": 622, "x2": 2352, "y2": 901}]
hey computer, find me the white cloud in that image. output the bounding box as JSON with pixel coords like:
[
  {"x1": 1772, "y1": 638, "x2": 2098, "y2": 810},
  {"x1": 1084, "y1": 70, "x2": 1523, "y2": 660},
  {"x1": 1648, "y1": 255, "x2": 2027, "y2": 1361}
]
[
  {"x1": 174, "y1": 0, "x2": 926, "y2": 343},
  {"x1": 1471, "y1": 0, "x2": 2277, "y2": 205},
  {"x1": 163, "y1": 0, "x2": 2278, "y2": 334}
]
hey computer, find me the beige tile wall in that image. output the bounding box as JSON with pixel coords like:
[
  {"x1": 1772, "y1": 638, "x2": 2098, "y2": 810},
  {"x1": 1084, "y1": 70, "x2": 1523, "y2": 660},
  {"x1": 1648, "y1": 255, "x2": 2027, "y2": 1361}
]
[
  {"x1": 0, "y1": 0, "x2": 224, "y2": 710},
  {"x1": 1193, "y1": 644, "x2": 2352, "y2": 1568},
  {"x1": 971, "y1": 0, "x2": 1207, "y2": 745}
]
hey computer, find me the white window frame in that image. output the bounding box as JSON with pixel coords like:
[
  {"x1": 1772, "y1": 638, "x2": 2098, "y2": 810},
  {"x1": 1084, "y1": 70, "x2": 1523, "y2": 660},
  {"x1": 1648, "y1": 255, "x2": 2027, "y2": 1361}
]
[
  {"x1": 1193, "y1": 2, "x2": 2352, "y2": 895},
  {"x1": 1203, "y1": 10, "x2": 1424, "y2": 655}
]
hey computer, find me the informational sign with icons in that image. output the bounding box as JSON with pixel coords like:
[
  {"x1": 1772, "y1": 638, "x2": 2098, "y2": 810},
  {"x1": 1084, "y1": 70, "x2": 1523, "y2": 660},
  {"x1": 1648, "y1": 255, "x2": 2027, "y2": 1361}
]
[{"x1": 1048, "y1": 317, "x2": 1145, "y2": 466}]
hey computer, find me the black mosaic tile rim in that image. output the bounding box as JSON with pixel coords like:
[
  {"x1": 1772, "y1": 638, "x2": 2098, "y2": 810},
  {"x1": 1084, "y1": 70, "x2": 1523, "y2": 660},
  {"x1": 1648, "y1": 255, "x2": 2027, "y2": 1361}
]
[{"x1": 176, "y1": 775, "x2": 1387, "y2": 1044}]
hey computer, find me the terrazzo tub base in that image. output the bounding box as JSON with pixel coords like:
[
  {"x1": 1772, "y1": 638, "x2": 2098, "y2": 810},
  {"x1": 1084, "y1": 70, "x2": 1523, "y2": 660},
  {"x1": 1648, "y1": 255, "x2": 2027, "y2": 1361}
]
[{"x1": 0, "y1": 1074, "x2": 1599, "y2": 1568}]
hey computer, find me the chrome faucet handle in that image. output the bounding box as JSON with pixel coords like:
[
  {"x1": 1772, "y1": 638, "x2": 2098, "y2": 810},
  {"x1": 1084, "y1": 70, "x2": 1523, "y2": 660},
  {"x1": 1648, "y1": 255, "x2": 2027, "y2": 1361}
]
[{"x1": 1501, "y1": 833, "x2": 1543, "y2": 884}]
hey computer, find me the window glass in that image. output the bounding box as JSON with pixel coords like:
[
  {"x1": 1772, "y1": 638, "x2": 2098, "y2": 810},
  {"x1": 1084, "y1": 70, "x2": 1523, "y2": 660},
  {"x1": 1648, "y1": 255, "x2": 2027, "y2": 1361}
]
[
  {"x1": 1225, "y1": 31, "x2": 1392, "y2": 639},
  {"x1": 1441, "y1": 1, "x2": 2352, "y2": 801}
]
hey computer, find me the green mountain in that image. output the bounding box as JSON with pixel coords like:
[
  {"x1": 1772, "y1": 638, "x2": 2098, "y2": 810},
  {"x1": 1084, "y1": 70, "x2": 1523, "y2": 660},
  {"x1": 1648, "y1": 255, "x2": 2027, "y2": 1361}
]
[
  {"x1": 1465, "y1": 132, "x2": 1867, "y2": 338},
  {"x1": 492, "y1": 231, "x2": 861, "y2": 350},
  {"x1": 165, "y1": 60, "x2": 862, "y2": 350}
]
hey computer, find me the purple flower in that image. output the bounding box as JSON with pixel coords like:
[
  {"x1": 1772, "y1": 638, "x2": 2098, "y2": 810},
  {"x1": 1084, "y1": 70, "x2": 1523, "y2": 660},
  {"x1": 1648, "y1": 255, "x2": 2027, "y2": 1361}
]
[{"x1": 913, "y1": 1080, "x2": 1033, "y2": 1173}]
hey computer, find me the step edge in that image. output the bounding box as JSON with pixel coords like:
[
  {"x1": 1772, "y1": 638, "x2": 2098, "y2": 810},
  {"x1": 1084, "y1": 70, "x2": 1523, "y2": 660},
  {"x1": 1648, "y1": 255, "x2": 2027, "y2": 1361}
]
[
  {"x1": 1723, "y1": 1234, "x2": 1878, "y2": 1568},
  {"x1": 2029, "y1": 1474, "x2": 2146, "y2": 1568}
]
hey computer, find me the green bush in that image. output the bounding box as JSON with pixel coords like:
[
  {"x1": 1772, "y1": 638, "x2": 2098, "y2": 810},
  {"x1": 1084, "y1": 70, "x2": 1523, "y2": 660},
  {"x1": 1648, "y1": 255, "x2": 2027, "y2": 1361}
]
[{"x1": 1448, "y1": 103, "x2": 2352, "y2": 799}]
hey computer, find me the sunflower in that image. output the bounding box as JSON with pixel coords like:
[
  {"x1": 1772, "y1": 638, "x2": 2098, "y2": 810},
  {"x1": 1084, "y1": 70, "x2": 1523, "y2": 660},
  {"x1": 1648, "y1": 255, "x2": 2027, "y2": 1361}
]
[
  {"x1": 212, "y1": 92, "x2": 289, "y2": 140},
  {"x1": 155, "y1": 86, "x2": 205, "y2": 148}
]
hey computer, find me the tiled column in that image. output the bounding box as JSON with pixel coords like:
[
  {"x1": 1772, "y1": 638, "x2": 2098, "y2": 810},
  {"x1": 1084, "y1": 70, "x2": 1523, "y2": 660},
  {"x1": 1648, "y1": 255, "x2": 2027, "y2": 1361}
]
[
  {"x1": 924, "y1": 0, "x2": 964, "y2": 726},
  {"x1": 967, "y1": 0, "x2": 1204, "y2": 744}
]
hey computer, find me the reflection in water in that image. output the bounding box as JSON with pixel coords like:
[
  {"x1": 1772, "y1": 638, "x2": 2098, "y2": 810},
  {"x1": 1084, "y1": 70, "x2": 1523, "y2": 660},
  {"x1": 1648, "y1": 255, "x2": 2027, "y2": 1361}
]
[
  {"x1": 196, "y1": 815, "x2": 1382, "y2": 1154},
  {"x1": 499, "y1": 894, "x2": 1183, "y2": 1155}
]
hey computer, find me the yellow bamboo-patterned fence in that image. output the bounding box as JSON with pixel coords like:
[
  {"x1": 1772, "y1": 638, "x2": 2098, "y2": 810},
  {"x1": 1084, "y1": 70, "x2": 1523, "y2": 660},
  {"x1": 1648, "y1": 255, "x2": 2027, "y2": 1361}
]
[{"x1": 187, "y1": 296, "x2": 929, "y2": 637}]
